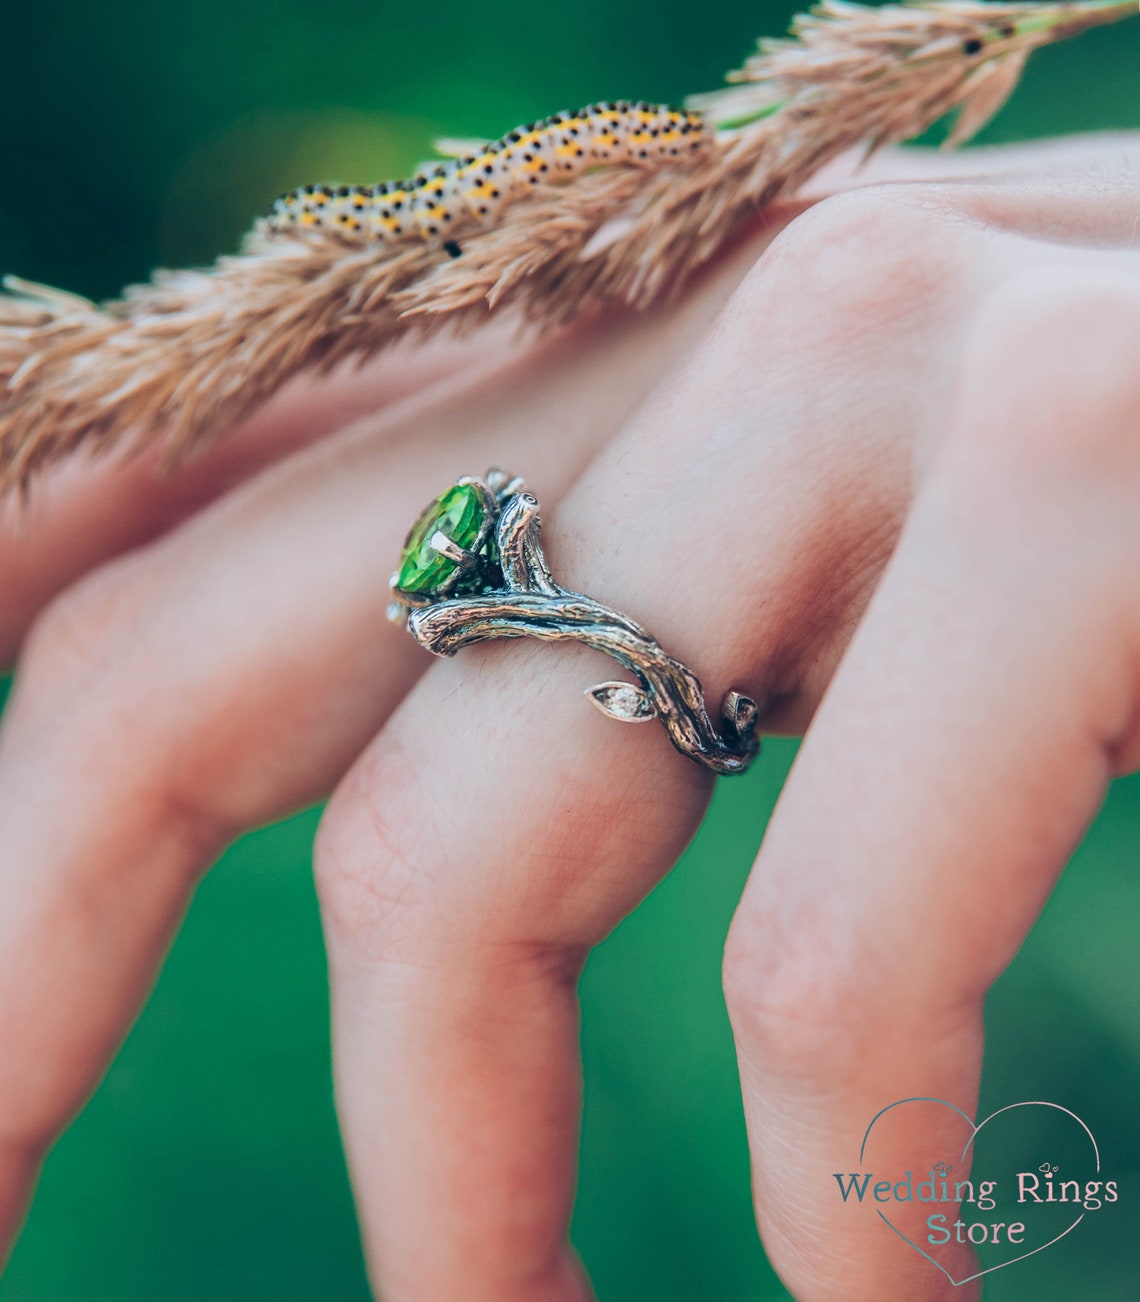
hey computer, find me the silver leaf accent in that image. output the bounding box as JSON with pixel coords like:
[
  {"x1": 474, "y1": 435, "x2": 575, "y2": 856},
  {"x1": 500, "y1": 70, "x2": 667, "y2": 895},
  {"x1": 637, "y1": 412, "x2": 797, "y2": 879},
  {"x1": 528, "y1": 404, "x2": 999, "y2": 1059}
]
[
  {"x1": 722, "y1": 690, "x2": 758, "y2": 739},
  {"x1": 586, "y1": 681, "x2": 658, "y2": 723}
]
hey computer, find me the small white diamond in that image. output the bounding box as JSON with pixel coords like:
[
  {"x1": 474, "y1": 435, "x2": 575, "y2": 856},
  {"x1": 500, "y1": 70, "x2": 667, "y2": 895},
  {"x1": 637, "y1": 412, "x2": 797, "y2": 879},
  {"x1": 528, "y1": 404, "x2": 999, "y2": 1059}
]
[
  {"x1": 609, "y1": 687, "x2": 642, "y2": 715},
  {"x1": 586, "y1": 681, "x2": 657, "y2": 723}
]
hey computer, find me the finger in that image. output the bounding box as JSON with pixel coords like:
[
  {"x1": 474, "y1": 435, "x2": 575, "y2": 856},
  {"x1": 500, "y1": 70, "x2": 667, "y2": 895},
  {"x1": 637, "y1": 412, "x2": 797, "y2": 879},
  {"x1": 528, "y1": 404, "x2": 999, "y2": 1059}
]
[
  {"x1": 314, "y1": 185, "x2": 1042, "y2": 1300},
  {"x1": 0, "y1": 324, "x2": 520, "y2": 663},
  {"x1": 804, "y1": 134, "x2": 1140, "y2": 261},
  {"x1": 0, "y1": 224, "x2": 774, "y2": 1254},
  {"x1": 807, "y1": 131, "x2": 1140, "y2": 195},
  {"x1": 725, "y1": 268, "x2": 1140, "y2": 1301}
]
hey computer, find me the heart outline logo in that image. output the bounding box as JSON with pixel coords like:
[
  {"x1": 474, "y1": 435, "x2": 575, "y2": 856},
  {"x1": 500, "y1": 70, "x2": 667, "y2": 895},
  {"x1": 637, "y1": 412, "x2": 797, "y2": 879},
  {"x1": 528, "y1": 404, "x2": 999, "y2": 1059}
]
[{"x1": 859, "y1": 1097, "x2": 1100, "y2": 1287}]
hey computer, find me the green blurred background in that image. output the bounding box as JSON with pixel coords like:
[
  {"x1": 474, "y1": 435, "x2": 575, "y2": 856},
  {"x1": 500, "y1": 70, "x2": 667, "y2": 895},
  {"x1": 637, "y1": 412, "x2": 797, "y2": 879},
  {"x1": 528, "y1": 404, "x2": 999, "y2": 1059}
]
[{"x1": 1, "y1": 3, "x2": 1138, "y2": 1298}]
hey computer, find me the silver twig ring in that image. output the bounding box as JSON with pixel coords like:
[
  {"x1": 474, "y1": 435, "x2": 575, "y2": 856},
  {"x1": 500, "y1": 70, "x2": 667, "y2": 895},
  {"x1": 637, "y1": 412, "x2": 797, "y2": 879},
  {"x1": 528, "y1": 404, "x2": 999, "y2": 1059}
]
[{"x1": 388, "y1": 469, "x2": 760, "y2": 775}]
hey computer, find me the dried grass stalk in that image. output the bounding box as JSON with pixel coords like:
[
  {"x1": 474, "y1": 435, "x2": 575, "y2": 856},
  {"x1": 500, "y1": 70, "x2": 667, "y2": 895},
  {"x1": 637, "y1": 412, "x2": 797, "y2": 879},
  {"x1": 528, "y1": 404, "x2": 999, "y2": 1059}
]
[{"x1": 0, "y1": 1, "x2": 1133, "y2": 492}]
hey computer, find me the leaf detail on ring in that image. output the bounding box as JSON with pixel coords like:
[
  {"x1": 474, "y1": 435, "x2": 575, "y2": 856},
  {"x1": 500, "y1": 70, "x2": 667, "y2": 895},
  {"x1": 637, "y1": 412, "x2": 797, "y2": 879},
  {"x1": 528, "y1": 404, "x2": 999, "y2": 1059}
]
[
  {"x1": 586, "y1": 681, "x2": 658, "y2": 723},
  {"x1": 722, "y1": 690, "x2": 758, "y2": 740}
]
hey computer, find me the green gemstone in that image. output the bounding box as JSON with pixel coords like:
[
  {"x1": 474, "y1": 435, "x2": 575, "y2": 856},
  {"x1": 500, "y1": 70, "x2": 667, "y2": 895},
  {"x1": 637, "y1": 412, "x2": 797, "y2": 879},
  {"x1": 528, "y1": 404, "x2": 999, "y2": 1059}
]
[{"x1": 396, "y1": 482, "x2": 486, "y2": 593}]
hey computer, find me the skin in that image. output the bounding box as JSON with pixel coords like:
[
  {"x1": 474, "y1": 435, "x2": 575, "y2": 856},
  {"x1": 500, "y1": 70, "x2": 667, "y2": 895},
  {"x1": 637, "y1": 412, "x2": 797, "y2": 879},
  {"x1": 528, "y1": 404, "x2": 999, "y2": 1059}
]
[{"x1": 0, "y1": 135, "x2": 1138, "y2": 1300}]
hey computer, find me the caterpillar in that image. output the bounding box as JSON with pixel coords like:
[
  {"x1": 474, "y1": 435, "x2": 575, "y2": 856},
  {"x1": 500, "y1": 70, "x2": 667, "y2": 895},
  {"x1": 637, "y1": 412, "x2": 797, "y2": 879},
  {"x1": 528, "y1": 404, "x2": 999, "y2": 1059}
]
[{"x1": 263, "y1": 100, "x2": 707, "y2": 248}]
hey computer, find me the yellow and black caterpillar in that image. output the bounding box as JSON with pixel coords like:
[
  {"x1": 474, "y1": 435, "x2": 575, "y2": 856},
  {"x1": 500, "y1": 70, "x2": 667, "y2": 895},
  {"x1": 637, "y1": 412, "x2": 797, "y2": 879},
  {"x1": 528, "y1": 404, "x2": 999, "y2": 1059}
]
[{"x1": 264, "y1": 100, "x2": 706, "y2": 250}]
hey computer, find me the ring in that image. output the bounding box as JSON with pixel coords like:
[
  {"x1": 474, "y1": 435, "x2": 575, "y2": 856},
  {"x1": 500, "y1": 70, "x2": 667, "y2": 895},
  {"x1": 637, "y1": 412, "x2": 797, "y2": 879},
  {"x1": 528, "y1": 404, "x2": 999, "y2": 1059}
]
[{"x1": 387, "y1": 469, "x2": 761, "y2": 775}]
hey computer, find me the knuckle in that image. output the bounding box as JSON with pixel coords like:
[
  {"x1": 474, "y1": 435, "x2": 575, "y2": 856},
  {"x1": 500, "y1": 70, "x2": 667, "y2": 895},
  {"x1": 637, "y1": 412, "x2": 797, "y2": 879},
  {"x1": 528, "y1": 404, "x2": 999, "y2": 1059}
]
[
  {"x1": 20, "y1": 553, "x2": 153, "y2": 698},
  {"x1": 17, "y1": 554, "x2": 178, "y2": 792},
  {"x1": 956, "y1": 264, "x2": 1140, "y2": 477},
  {"x1": 314, "y1": 743, "x2": 439, "y2": 959},
  {"x1": 723, "y1": 878, "x2": 983, "y2": 1086},
  {"x1": 722, "y1": 907, "x2": 863, "y2": 1078},
  {"x1": 18, "y1": 553, "x2": 231, "y2": 865},
  {"x1": 777, "y1": 181, "x2": 939, "y2": 249},
  {"x1": 730, "y1": 183, "x2": 965, "y2": 339}
]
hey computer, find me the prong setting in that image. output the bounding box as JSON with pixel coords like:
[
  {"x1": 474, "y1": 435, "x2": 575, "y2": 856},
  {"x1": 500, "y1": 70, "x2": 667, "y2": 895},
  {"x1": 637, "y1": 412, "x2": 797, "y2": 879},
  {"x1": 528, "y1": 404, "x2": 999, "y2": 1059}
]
[{"x1": 428, "y1": 529, "x2": 476, "y2": 565}]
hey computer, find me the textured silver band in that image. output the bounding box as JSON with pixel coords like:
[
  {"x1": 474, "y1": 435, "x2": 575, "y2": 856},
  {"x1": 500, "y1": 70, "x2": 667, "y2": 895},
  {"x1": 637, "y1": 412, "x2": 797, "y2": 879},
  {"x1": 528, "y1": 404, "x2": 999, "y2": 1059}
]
[{"x1": 389, "y1": 469, "x2": 760, "y2": 775}]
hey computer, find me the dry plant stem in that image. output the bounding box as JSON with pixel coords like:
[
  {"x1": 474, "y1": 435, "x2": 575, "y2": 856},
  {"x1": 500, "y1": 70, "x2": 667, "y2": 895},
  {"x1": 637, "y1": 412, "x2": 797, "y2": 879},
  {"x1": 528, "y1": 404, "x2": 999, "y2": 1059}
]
[{"x1": 0, "y1": 1, "x2": 1134, "y2": 492}]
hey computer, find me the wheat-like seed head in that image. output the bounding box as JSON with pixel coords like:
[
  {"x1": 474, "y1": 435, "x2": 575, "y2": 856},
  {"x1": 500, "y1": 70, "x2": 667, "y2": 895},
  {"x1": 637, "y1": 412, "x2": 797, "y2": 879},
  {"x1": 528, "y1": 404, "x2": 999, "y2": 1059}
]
[{"x1": 0, "y1": 1, "x2": 1133, "y2": 494}]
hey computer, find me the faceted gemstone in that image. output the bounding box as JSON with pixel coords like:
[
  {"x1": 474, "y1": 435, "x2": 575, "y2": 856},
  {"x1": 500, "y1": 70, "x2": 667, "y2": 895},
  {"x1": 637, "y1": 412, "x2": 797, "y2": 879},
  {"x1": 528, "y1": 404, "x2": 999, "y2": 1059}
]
[{"x1": 396, "y1": 483, "x2": 486, "y2": 593}]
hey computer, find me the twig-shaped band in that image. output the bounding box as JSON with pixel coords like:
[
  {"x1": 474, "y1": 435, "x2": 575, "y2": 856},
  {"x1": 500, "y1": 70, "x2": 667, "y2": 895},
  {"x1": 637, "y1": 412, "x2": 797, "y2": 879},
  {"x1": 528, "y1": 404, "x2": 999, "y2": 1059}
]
[{"x1": 391, "y1": 475, "x2": 760, "y2": 775}]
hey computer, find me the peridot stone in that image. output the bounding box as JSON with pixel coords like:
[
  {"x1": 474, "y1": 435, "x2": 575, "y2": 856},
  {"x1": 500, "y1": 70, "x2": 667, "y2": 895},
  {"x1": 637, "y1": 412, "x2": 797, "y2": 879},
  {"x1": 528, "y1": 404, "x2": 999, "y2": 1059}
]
[{"x1": 396, "y1": 482, "x2": 486, "y2": 593}]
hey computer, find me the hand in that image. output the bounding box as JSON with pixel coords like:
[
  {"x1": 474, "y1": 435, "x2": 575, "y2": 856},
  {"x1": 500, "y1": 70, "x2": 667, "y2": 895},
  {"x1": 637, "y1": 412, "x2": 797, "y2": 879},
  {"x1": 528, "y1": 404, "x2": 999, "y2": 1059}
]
[{"x1": 0, "y1": 135, "x2": 1137, "y2": 1300}]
